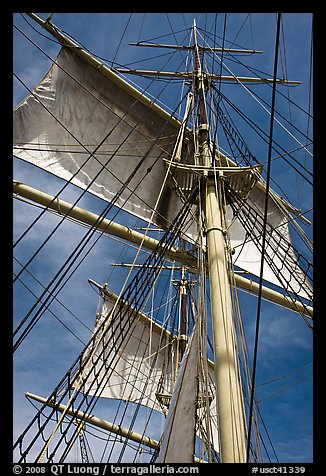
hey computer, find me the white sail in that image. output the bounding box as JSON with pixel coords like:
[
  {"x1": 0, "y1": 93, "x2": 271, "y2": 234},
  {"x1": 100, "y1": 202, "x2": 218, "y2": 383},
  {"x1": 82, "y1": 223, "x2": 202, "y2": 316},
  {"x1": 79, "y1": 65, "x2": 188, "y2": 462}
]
[
  {"x1": 227, "y1": 187, "x2": 312, "y2": 300},
  {"x1": 12, "y1": 13, "x2": 313, "y2": 465},
  {"x1": 81, "y1": 297, "x2": 178, "y2": 414},
  {"x1": 13, "y1": 46, "x2": 195, "y2": 235},
  {"x1": 79, "y1": 293, "x2": 219, "y2": 454},
  {"x1": 13, "y1": 45, "x2": 311, "y2": 300}
]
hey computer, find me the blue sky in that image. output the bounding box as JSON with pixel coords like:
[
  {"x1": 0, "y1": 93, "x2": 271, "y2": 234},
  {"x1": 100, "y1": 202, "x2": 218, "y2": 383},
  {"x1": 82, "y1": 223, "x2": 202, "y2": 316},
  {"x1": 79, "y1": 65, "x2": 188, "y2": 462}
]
[{"x1": 13, "y1": 12, "x2": 313, "y2": 463}]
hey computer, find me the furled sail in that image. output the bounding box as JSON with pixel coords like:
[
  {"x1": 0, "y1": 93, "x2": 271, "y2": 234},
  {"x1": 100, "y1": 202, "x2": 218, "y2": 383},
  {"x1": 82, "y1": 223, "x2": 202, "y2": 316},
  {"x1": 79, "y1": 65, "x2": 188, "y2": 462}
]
[
  {"x1": 13, "y1": 45, "x2": 312, "y2": 301},
  {"x1": 156, "y1": 323, "x2": 199, "y2": 463}
]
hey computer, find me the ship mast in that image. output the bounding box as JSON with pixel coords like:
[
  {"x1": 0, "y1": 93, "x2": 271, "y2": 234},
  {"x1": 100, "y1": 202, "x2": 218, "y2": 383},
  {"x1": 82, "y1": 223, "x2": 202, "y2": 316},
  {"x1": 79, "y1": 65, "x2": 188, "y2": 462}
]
[
  {"x1": 13, "y1": 14, "x2": 312, "y2": 464},
  {"x1": 192, "y1": 20, "x2": 246, "y2": 462}
]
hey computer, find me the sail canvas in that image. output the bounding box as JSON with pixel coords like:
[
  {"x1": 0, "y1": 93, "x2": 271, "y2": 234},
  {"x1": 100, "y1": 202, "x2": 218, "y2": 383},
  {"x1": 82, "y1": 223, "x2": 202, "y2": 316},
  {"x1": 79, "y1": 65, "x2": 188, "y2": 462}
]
[
  {"x1": 13, "y1": 12, "x2": 313, "y2": 465},
  {"x1": 13, "y1": 46, "x2": 311, "y2": 298}
]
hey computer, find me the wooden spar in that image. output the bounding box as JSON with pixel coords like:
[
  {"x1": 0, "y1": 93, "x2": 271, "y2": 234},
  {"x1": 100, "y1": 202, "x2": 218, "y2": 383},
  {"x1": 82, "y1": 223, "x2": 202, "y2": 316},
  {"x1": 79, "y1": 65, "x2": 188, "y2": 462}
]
[
  {"x1": 130, "y1": 42, "x2": 263, "y2": 54},
  {"x1": 88, "y1": 278, "x2": 175, "y2": 341},
  {"x1": 114, "y1": 68, "x2": 301, "y2": 85},
  {"x1": 234, "y1": 273, "x2": 313, "y2": 318},
  {"x1": 25, "y1": 392, "x2": 206, "y2": 463},
  {"x1": 26, "y1": 13, "x2": 181, "y2": 131},
  {"x1": 13, "y1": 181, "x2": 313, "y2": 318},
  {"x1": 25, "y1": 392, "x2": 159, "y2": 450},
  {"x1": 12, "y1": 181, "x2": 197, "y2": 272},
  {"x1": 89, "y1": 277, "x2": 214, "y2": 367}
]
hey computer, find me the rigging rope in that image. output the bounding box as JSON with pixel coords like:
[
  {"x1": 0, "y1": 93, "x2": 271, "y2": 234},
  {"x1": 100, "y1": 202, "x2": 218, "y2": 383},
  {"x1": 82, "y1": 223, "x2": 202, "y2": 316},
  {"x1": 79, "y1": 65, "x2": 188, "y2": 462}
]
[
  {"x1": 227, "y1": 187, "x2": 313, "y2": 316},
  {"x1": 111, "y1": 13, "x2": 132, "y2": 66},
  {"x1": 13, "y1": 65, "x2": 189, "y2": 350},
  {"x1": 214, "y1": 89, "x2": 313, "y2": 185},
  {"x1": 13, "y1": 23, "x2": 188, "y2": 252},
  {"x1": 13, "y1": 13, "x2": 312, "y2": 463},
  {"x1": 198, "y1": 30, "x2": 313, "y2": 161},
  {"x1": 14, "y1": 183, "x2": 198, "y2": 463},
  {"x1": 246, "y1": 14, "x2": 282, "y2": 462}
]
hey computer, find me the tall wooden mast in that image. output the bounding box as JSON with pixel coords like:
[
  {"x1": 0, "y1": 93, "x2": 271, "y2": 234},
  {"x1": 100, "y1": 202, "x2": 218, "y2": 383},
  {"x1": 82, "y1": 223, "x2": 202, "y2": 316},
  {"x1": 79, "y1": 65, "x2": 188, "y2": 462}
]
[
  {"x1": 14, "y1": 14, "x2": 311, "y2": 464},
  {"x1": 192, "y1": 20, "x2": 246, "y2": 462}
]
